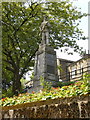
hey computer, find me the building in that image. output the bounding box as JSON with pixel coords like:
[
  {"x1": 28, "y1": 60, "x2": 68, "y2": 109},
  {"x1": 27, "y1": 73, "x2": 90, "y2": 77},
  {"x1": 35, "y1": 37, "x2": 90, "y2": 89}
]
[
  {"x1": 57, "y1": 54, "x2": 90, "y2": 82},
  {"x1": 68, "y1": 54, "x2": 90, "y2": 81},
  {"x1": 57, "y1": 58, "x2": 74, "y2": 82}
]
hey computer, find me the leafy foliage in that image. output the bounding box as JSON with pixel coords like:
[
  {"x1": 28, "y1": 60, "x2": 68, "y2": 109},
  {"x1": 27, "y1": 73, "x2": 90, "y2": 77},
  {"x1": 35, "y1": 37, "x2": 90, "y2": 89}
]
[
  {"x1": 20, "y1": 78, "x2": 28, "y2": 89},
  {"x1": 30, "y1": 72, "x2": 34, "y2": 80},
  {"x1": 40, "y1": 76, "x2": 52, "y2": 91},
  {"x1": 2, "y1": 86, "x2": 13, "y2": 98},
  {"x1": 57, "y1": 81, "x2": 75, "y2": 87},
  {"x1": 1, "y1": 74, "x2": 89, "y2": 107}
]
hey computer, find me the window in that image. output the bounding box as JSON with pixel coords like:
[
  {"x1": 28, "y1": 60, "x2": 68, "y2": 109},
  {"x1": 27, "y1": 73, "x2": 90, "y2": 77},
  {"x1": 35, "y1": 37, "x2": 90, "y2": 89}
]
[
  {"x1": 80, "y1": 63, "x2": 83, "y2": 74},
  {"x1": 71, "y1": 66, "x2": 77, "y2": 78}
]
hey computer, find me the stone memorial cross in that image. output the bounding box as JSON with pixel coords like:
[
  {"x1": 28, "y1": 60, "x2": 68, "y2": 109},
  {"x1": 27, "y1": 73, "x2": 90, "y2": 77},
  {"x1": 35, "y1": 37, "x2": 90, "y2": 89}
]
[{"x1": 40, "y1": 16, "x2": 50, "y2": 45}]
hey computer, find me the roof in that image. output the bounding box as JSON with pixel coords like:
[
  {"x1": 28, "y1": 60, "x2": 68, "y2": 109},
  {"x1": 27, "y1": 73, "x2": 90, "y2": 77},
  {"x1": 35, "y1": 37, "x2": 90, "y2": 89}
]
[
  {"x1": 67, "y1": 54, "x2": 90, "y2": 67},
  {"x1": 57, "y1": 58, "x2": 74, "y2": 63}
]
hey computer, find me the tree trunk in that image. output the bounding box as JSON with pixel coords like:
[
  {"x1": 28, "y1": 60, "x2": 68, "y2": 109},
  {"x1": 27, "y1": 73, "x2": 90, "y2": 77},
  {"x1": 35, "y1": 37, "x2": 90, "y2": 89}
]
[{"x1": 12, "y1": 70, "x2": 21, "y2": 96}]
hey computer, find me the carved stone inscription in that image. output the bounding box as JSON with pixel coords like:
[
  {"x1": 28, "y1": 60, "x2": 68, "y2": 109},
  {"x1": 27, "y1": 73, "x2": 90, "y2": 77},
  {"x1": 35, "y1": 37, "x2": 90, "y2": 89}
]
[
  {"x1": 47, "y1": 65, "x2": 55, "y2": 74},
  {"x1": 46, "y1": 53, "x2": 55, "y2": 74},
  {"x1": 46, "y1": 54, "x2": 55, "y2": 66},
  {"x1": 46, "y1": 54, "x2": 54, "y2": 60}
]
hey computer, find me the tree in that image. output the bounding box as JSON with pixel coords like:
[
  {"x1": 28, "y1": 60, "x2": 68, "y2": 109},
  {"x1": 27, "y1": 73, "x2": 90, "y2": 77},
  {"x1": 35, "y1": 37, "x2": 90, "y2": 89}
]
[{"x1": 2, "y1": 1, "x2": 86, "y2": 95}]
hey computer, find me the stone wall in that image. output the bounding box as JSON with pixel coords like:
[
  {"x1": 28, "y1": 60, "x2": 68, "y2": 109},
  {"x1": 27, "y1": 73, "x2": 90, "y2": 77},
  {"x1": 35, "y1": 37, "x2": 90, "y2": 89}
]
[{"x1": 1, "y1": 94, "x2": 90, "y2": 119}]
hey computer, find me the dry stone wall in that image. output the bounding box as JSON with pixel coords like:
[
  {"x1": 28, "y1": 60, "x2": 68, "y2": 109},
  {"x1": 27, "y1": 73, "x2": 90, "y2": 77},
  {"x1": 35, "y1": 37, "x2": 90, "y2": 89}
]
[{"x1": 1, "y1": 94, "x2": 90, "y2": 119}]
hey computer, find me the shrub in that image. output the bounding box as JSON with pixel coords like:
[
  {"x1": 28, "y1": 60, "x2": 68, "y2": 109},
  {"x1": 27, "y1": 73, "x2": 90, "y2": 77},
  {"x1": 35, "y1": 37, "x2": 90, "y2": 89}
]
[
  {"x1": 57, "y1": 81, "x2": 75, "y2": 87},
  {"x1": 40, "y1": 76, "x2": 52, "y2": 91},
  {"x1": 0, "y1": 74, "x2": 89, "y2": 107}
]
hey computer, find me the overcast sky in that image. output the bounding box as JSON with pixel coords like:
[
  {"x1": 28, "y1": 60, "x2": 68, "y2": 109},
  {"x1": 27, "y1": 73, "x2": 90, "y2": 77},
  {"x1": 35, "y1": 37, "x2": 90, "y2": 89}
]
[{"x1": 56, "y1": 0, "x2": 90, "y2": 61}]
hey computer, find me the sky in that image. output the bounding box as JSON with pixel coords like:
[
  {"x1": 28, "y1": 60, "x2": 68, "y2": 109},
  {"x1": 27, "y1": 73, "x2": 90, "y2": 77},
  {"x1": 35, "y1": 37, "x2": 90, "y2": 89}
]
[{"x1": 56, "y1": 0, "x2": 90, "y2": 61}]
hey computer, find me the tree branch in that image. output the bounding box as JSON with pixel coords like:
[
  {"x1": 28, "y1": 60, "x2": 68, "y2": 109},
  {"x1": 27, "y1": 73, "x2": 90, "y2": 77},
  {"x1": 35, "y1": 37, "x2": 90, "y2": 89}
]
[
  {"x1": 20, "y1": 47, "x2": 38, "y2": 78},
  {"x1": 6, "y1": 66, "x2": 15, "y2": 73},
  {"x1": 13, "y1": 2, "x2": 43, "y2": 36},
  {"x1": 3, "y1": 49, "x2": 17, "y2": 69}
]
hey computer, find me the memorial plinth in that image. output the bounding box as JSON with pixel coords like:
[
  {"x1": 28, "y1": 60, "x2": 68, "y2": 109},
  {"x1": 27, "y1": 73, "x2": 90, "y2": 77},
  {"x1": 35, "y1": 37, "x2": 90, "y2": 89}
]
[{"x1": 33, "y1": 44, "x2": 59, "y2": 92}]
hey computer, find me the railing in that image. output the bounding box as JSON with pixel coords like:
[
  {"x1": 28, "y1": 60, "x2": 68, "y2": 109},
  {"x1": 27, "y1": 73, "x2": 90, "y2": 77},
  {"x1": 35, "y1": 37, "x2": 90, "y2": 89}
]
[{"x1": 59, "y1": 66, "x2": 90, "y2": 82}]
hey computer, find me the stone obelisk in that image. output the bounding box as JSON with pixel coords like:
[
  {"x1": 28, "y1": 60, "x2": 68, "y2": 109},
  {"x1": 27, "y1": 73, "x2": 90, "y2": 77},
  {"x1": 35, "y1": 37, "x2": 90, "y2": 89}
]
[{"x1": 33, "y1": 17, "x2": 59, "y2": 92}]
